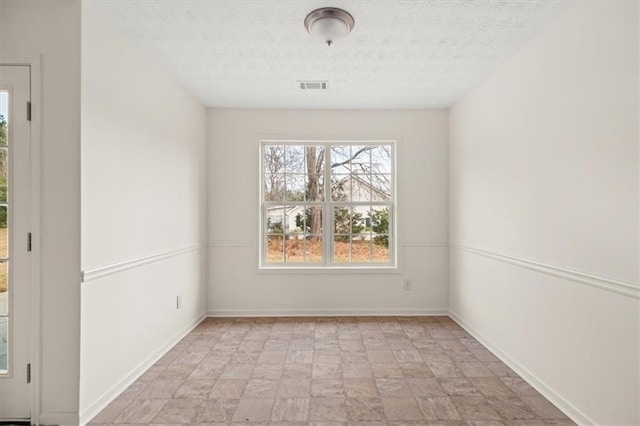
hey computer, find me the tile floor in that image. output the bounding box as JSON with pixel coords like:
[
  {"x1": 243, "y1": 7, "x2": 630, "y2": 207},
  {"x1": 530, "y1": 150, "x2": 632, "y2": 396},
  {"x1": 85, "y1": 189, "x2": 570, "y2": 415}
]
[{"x1": 90, "y1": 316, "x2": 575, "y2": 425}]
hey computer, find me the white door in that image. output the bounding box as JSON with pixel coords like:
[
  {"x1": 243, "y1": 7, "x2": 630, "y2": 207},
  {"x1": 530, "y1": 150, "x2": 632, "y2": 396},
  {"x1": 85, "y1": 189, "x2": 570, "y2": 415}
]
[{"x1": 0, "y1": 65, "x2": 32, "y2": 421}]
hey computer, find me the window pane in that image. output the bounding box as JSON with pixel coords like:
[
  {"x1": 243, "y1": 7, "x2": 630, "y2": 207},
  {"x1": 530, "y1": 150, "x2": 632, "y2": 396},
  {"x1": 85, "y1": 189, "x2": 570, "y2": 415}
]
[
  {"x1": 305, "y1": 146, "x2": 324, "y2": 201},
  {"x1": 264, "y1": 146, "x2": 285, "y2": 174},
  {"x1": 284, "y1": 235, "x2": 305, "y2": 263},
  {"x1": 0, "y1": 95, "x2": 6, "y2": 147},
  {"x1": 333, "y1": 234, "x2": 351, "y2": 263},
  {"x1": 371, "y1": 145, "x2": 392, "y2": 174},
  {"x1": 305, "y1": 236, "x2": 323, "y2": 263},
  {"x1": 285, "y1": 145, "x2": 305, "y2": 174},
  {"x1": 351, "y1": 236, "x2": 372, "y2": 263},
  {"x1": 304, "y1": 206, "x2": 322, "y2": 235},
  {"x1": 372, "y1": 236, "x2": 390, "y2": 263},
  {"x1": 266, "y1": 235, "x2": 284, "y2": 263},
  {"x1": 371, "y1": 174, "x2": 392, "y2": 201},
  {"x1": 0, "y1": 148, "x2": 7, "y2": 203},
  {"x1": 350, "y1": 175, "x2": 372, "y2": 202},
  {"x1": 306, "y1": 172, "x2": 324, "y2": 202},
  {"x1": 370, "y1": 205, "x2": 390, "y2": 262},
  {"x1": 330, "y1": 146, "x2": 351, "y2": 174},
  {"x1": 0, "y1": 316, "x2": 6, "y2": 372},
  {"x1": 264, "y1": 174, "x2": 284, "y2": 201},
  {"x1": 350, "y1": 145, "x2": 371, "y2": 174},
  {"x1": 331, "y1": 175, "x2": 350, "y2": 201},
  {"x1": 0, "y1": 262, "x2": 6, "y2": 316},
  {"x1": 333, "y1": 206, "x2": 365, "y2": 235},
  {"x1": 285, "y1": 174, "x2": 305, "y2": 201},
  {"x1": 0, "y1": 205, "x2": 6, "y2": 258}
]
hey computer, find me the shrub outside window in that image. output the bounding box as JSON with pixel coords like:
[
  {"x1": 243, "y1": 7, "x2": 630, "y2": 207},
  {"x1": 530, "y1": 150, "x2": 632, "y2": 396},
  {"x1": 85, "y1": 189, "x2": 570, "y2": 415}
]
[{"x1": 260, "y1": 141, "x2": 395, "y2": 268}]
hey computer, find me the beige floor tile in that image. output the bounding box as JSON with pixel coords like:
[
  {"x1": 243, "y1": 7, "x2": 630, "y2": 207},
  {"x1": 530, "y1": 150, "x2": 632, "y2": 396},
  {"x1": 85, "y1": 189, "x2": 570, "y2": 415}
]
[
  {"x1": 343, "y1": 379, "x2": 379, "y2": 398},
  {"x1": 450, "y1": 396, "x2": 502, "y2": 420},
  {"x1": 278, "y1": 378, "x2": 312, "y2": 397},
  {"x1": 428, "y1": 362, "x2": 464, "y2": 378},
  {"x1": 232, "y1": 398, "x2": 274, "y2": 422},
  {"x1": 231, "y1": 350, "x2": 261, "y2": 364},
  {"x1": 283, "y1": 363, "x2": 312, "y2": 378},
  {"x1": 439, "y1": 378, "x2": 481, "y2": 397},
  {"x1": 309, "y1": 397, "x2": 348, "y2": 421},
  {"x1": 151, "y1": 398, "x2": 201, "y2": 423},
  {"x1": 416, "y1": 396, "x2": 461, "y2": 420},
  {"x1": 257, "y1": 350, "x2": 287, "y2": 363},
  {"x1": 392, "y1": 350, "x2": 423, "y2": 363},
  {"x1": 370, "y1": 363, "x2": 403, "y2": 378},
  {"x1": 460, "y1": 362, "x2": 495, "y2": 378},
  {"x1": 375, "y1": 378, "x2": 412, "y2": 397},
  {"x1": 312, "y1": 379, "x2": 346, "y2": 397},
  {"x1": 286, "y1": 350, "x2": 314, "y2": 363},
  {"x1": 342, "y1": 362, "x2": 373, "y2": 378},
  {"x1": 173, "y1": 350, "x2": 208, "y2": 365},
  {"x1": 315, "y1": 350, "x2": 343, "y2": 363},
  {"x1": 406, "y1": 377, "x2": 447, "y2": 397},
  {"x1": 209, "y1": 379, "x2": 247, "y2": 398},
  {"x1": 486, "y1": 396, "x2": 537, "y2": 420},
  {"x1": 367, "y1": 350, "x2": 397, "y2": 363},
  {"x1": 399, "y1": 362, "x2": 434, "y2": 377},
  {"x1": 137, "y1": 380, "x2": 183, "y2": 399},
  {"x1": 194, "y1": 398, "x2": 238, "y2": 423},
  {"x1": 500, "y1": 377, "x2": 541, "y2": 396},
  {"x1": 174, "y1": 380, "x2": 214, "y2": 398},
  {"x1": 188, "y1": 363, "x2": 225, "y2": 380},
  {"x1": 113, "y1": 399, "x2": 168, "y2": 423},
  {"x1": 345, "y1": 397, "x2": 385, "y2": 421},
  {"x1": 520, "y1": 395, "x2": 568, "y2": 419},
  {"x1": 380, "y1": 397, "x2": 424, "y2": 421},
  {"x1": 159, "y1": 364, "x2": 196, "y2": 380},
  {"x1": 313, "y1": 363, "x2": 343, "y2": 378},
  {"x1": 220, "y1": 363, "x2": 254, "y2": 379},
  {"x1": 469, "y1": 377, "x2": 515, "y2": 397},
  {"x1": 270, "y1": 397, "x2": 311, "y2": 421},
  {"x1": 90, "y1": 399, "x2": 132, "y2": 423},
  {"x1": 243, "y1": 378, "x2": 279, "y2": 398},
  {"x1": 251, "y1": 363, "x2": 284, "y2": 379}
]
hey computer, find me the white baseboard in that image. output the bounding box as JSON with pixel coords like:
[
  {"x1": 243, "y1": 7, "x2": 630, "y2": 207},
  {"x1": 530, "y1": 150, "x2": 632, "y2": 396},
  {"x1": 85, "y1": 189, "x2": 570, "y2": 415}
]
[
  {"x1": 78, "y1": 312, "x2": 206, "y2": 425},
  {"x1": 39, "y1": 411, "x2": 79, "y2": 426},
  {"x1": 448, "y1": 310, "x2": 594, "y2": 426},
  {"x1": 206, "y1": 308, "x2": 448, "y2": 317}
]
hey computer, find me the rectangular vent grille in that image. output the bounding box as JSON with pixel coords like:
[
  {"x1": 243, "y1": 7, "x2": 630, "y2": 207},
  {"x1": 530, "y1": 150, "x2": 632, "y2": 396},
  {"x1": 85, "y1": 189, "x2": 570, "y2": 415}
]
[{"x1": 299, "y1": 81, "x2": 328, "y2": 90}]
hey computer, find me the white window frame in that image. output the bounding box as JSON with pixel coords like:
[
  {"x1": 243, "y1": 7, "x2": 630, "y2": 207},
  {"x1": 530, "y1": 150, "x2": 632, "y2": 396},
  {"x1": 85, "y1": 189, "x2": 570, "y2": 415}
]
[{"x1": 259, "y1": 140, "x2": 397, "y2": 269}]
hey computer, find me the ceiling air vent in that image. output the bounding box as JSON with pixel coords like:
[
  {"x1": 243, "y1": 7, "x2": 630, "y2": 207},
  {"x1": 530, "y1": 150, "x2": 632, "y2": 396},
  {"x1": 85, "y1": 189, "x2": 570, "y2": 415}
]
[{"x1": 299, "y1": 80, "x2": 328, "y2": 90}]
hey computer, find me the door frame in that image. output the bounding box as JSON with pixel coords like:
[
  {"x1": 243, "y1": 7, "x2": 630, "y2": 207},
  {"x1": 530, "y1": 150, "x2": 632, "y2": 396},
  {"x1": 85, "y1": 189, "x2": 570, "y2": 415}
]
[{"x1": 1, "y1": 55, "x2": 42, "y2": 426}]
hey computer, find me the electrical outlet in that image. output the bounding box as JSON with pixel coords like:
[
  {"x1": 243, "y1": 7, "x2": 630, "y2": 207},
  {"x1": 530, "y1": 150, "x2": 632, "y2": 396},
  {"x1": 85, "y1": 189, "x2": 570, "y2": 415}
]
[
  {"x1": 176, "y1": 295, "x2": 182, "y2": 309},
  {"x1": 403, "y1": 279, "x2": 412, "y2": 291}
]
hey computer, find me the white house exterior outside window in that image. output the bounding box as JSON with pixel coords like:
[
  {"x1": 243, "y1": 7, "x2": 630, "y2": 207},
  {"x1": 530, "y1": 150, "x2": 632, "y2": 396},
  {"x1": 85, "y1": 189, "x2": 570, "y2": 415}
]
[{"x1": 260, "y1": 141, "x2": 396, "y2": 268}]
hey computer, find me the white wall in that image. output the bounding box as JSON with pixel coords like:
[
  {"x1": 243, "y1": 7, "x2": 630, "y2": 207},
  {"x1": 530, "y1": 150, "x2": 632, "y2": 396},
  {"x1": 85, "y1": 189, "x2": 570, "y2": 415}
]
[
  {"x1": 80, "y1": 5, "x2": 207, "y2": 423},
  {"x1": 207, "y1": 109, "x2": 448, "y2": 316},
  {"x1": 449, "y1": 1, "x2": 639, "y2": 425},
  {"x1": 0, "y1": 1, "x2": 82, "y2": 424}
]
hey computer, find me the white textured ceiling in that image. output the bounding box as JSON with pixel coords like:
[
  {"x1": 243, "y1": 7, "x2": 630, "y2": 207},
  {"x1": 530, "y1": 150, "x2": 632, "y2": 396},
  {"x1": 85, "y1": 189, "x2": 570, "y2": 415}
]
[{"x1": 88, "y1": 0, "x2": 569, "y2": 109}]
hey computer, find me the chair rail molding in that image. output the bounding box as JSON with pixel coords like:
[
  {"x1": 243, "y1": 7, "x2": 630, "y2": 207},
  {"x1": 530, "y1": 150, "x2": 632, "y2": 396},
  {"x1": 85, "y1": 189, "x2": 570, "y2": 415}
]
[
  {"x1": 82, "y1": 243, "x2": 207, "y2": 283},
  {"x1": 450, "y1": 243, "x2": 639, "y2": 299}
]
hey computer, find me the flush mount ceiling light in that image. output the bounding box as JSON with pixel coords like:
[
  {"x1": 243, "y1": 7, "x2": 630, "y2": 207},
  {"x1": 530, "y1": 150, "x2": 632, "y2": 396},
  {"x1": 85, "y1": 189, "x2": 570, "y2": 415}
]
[{"x1": 304, "y1": 7, "x2": 355, "y2": 47}]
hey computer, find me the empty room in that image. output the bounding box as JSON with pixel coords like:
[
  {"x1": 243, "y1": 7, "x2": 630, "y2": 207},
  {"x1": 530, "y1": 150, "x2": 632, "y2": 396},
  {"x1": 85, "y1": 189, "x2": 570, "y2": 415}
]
[{"x1": 0, "y1": 0, "x2": 638, "y2": 425}]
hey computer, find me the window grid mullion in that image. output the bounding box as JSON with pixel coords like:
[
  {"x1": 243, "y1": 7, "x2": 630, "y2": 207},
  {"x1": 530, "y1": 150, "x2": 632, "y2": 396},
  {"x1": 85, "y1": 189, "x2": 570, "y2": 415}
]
[{"x1": 323, "y1": 145, "x2": 331, "y2": 266}]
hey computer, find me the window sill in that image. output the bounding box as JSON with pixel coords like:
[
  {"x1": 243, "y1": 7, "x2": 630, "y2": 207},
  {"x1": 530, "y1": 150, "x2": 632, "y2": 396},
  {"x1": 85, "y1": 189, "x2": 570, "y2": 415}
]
[{"x1": 256, "y1": 265, "x2": 402, "y2": 275}]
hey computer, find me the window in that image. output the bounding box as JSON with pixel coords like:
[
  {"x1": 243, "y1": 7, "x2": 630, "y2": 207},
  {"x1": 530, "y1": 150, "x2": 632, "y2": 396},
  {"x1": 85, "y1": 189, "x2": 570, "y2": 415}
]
[{"x1": 260, "y1": 141, "x2": 395, "y2": 268}]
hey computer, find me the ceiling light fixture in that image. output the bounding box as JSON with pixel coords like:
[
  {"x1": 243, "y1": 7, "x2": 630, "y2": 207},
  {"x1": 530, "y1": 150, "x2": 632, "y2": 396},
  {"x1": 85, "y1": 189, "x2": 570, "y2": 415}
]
[{"x1": 304, "y1": 7, "x2": 355, "y2": 47}]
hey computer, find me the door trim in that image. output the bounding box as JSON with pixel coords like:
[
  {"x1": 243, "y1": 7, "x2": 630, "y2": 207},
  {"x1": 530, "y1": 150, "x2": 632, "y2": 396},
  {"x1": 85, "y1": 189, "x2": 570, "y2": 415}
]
[{"x1": 0, "y1": 55, "x2": 42, "y2": 426}]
